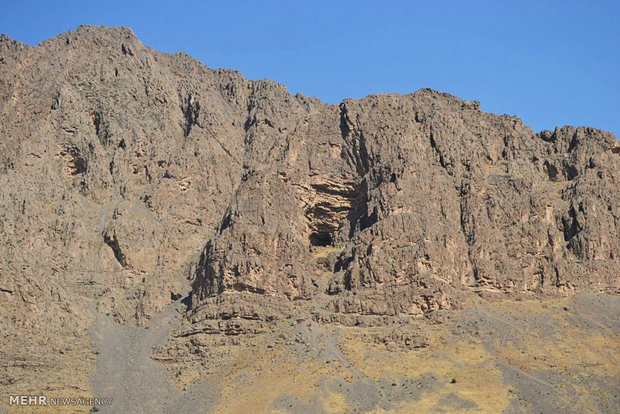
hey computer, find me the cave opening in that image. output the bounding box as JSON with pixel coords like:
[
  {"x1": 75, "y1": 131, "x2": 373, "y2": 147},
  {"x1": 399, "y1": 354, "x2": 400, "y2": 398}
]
[
  {"x1": 543, "y1": 160, "x2": 559, "y2": 181},
  {"x1": 310, "y1": 231, "x2": 332, "y2": 247}
]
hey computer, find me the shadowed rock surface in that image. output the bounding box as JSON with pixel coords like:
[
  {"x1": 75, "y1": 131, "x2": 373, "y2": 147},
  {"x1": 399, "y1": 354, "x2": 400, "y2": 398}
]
[{"x1": 0, "y1": 26, "x2": 618, "y2": 413}]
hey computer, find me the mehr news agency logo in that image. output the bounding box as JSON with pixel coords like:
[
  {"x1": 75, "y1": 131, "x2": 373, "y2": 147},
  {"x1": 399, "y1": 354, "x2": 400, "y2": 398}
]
[{"x1": 9, "y1": 395, "x2": 113, "y2": 407}]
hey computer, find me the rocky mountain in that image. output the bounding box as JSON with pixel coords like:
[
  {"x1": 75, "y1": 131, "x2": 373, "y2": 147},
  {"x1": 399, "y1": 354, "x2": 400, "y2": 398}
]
[{"x1": 0, "y1": 26, "x2": 618, "y2": 413}]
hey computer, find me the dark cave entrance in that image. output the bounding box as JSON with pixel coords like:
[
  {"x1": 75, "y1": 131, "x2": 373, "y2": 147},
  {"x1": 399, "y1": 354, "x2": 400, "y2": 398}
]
[{"x1": 309, "y1": 231, "x2": 333, "y2": 247}]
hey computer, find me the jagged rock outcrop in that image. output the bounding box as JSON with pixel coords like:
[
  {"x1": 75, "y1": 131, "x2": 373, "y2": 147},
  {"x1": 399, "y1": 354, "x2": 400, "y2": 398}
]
[
  {"x1": 190, "y1": 91, "x2": 620, "y2": 323},
  {"x1": 0, "y1": 26, "x2": 618, "y2": 393}
]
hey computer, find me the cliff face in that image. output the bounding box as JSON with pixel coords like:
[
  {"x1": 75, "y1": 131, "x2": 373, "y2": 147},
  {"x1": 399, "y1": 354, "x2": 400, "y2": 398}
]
[
  {"x1": 187, "y1": 87, "x2": 619, "y2": 335},
  {"x1": 0, "y1": 25, "x2": 619, "y2": 406}
]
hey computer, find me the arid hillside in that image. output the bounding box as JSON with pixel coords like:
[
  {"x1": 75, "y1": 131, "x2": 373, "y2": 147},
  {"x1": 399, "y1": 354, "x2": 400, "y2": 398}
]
[{"x1": 0, "y1": 26, "x2": 618, "y2": 413}]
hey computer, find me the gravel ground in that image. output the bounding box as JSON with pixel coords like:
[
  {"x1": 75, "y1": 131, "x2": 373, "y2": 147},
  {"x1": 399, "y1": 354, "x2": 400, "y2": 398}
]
[{"x1": 89, "y1": 304, "x2": 217, "y2": 413}]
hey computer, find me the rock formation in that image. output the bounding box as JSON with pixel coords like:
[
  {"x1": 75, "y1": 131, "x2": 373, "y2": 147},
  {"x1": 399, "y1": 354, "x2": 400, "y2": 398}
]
[{"x1": 0, "y1": 25, "x2": 618, "y2": 411}]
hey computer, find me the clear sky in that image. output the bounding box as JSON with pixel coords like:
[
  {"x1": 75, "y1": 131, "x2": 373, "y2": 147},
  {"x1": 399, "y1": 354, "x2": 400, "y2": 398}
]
[{"x1": 2, "y1": 0, "x2": 619, "y2": 137}]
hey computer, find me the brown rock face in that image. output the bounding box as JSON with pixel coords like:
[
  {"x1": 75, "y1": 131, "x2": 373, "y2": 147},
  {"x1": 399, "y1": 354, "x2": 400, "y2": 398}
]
[
  {"x1": 189, "y1": 90, "x2": 619, "y2": 324},
  {"x1": 0, "y1": 26, "x2": 618, "y2": 393}
]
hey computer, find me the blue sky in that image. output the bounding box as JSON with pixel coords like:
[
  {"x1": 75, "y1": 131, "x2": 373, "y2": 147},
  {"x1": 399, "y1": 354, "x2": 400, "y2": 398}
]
[{"x1": 2, "y1": 0, "x2": 619, "y2": 137}]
